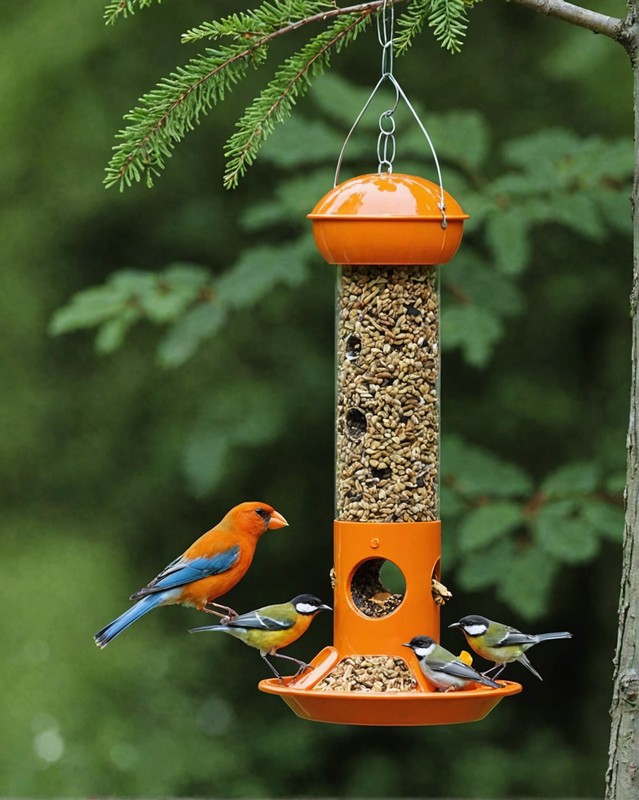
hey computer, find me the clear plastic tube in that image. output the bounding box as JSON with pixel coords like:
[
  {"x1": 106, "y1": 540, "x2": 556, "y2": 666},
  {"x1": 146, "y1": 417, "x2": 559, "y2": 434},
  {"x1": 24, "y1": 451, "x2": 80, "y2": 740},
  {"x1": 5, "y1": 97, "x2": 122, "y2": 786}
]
[{"x1": 336, "y1": 265, "x2": 440, "y2": 522}]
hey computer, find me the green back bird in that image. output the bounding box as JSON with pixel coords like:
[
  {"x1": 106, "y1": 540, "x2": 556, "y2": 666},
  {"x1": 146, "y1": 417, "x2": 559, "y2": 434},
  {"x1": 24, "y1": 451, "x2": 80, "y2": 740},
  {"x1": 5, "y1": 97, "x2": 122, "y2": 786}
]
[
  {"x1": 449, "y1": 615, "x2": 573, "y2": 681},
  {"x1": 190, "y1": 593, "x2": 331, "y2": 681}
]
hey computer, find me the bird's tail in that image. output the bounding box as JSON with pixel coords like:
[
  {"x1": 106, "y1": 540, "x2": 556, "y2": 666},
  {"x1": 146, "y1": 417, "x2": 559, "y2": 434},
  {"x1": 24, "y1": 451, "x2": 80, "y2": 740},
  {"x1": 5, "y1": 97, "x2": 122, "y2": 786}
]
[
  {"x1": 94, "y1": 594, "x2": 165, "y2": 648},
  {"x1": 478, "y1": 673, "x2": 501, "y2": 689},
  {"x1": 189, "y1": 624, "x2": 234, "y2": 634},
  {"x1": 518, "y1": 652, "x2": 543, "y2": 680},
  {"x1": 536, "y1": 631, "x2": 573, "y2": 643}
]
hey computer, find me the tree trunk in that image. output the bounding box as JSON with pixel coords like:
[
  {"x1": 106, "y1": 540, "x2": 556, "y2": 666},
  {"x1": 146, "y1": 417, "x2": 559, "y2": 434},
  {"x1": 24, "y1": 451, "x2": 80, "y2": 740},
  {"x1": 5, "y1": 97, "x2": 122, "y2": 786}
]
[{"x1": 606, "y1": 11, "x2": 639, "y2": 797}]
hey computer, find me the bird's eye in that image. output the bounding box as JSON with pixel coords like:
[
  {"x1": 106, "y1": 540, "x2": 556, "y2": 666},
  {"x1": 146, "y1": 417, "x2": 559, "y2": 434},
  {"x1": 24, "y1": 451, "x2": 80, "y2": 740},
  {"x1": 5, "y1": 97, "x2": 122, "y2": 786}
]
[{"x1": 254, "y1": 507, "x2": 269, "y2": 519}]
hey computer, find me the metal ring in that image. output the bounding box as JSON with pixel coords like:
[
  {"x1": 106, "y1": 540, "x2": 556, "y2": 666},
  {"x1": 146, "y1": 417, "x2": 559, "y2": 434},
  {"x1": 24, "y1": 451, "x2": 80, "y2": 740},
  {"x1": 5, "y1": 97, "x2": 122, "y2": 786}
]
[{"x1": 378, "y1": 111, "x2": 396, "y2": 135}]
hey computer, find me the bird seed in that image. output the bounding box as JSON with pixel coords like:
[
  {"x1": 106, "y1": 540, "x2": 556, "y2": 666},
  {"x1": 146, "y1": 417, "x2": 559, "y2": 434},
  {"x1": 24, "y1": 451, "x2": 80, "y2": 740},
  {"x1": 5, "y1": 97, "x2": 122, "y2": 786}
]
[
  {"x1": 315, "y1": 656, "x2": 417, "y2": 692},
  {"x1": 336, "y1": 266, "x2": 439, "y2": 522}
]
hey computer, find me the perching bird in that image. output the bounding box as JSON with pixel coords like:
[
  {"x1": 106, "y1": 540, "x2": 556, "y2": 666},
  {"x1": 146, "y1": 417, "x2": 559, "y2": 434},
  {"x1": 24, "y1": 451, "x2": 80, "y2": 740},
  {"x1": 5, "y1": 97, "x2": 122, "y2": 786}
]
[
  {"x1": 189, "y1": 593, "x2": 331, "y2": 681},
  {"x1": 449, "y1": 615, "x2": 573, "y2": 681},
  {"x1": 403, "y1": 636, "x2": 501, "y2": 692},
  {"x1": 94, "y1": 502, "x2": 288, "y2": 648}
]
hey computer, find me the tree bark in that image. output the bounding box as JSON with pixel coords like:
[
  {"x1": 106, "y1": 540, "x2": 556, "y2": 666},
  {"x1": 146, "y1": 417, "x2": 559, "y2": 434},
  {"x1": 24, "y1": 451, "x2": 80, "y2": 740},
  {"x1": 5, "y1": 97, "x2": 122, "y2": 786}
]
[{"x1": 606, "y1": 7, "x2": 639, "y2": 799}]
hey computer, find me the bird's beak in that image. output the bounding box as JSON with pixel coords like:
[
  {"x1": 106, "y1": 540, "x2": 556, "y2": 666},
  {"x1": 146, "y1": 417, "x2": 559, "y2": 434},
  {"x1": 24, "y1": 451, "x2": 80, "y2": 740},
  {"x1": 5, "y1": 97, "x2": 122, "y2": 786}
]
[
  {"x1": 401, "y1": 642, "x2": 412, "y2": 648},
  {"x1": 448, "y1": 622, "x2": 460, "y2": 628},
  {"x1": 320, "y1": 604, "x2": 332, "y2": 611},
  {"x1": 267, "y1": 510, "x2": 289, "y2": 529}
]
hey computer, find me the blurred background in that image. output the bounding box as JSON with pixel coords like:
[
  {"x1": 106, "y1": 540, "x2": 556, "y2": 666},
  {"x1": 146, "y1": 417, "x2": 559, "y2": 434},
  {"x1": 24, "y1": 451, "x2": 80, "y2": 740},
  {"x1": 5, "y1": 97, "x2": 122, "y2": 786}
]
[{"x1": 0, "y1": 0, "x2": 632, "y2": 796}]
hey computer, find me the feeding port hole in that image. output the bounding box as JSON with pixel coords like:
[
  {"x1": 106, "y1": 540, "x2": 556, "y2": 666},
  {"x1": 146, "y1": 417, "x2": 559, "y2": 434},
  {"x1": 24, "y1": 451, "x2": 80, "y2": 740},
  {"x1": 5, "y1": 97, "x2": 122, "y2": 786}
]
[{"x1": 351, "y1": 557, "x2": 405, "y2": 618}]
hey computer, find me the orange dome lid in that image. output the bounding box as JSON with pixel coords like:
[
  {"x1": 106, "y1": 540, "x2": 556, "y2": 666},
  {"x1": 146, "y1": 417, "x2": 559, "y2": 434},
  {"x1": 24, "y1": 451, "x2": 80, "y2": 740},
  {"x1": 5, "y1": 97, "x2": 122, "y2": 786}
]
[
  {"x1": 308, "y1": 173, "x2": 468, "y2": 221},
  {"x1": 307, "y1": 173, "x2": 469, "y2": 265}
]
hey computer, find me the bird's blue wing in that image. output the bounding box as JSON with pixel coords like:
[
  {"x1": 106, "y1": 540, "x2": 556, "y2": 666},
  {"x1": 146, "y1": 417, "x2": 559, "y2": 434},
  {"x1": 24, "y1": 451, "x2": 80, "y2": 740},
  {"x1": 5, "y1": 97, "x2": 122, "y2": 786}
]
[{"x1": 131, "y1": 546, "x2": 241, "y2": 598}]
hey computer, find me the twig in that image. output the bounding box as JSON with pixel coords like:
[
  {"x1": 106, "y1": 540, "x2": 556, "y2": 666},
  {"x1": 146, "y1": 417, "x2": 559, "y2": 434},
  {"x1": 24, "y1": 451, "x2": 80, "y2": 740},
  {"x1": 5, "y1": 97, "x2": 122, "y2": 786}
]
[{"x1": 507, "y1": 0, "x2": 627, "y2": 44}]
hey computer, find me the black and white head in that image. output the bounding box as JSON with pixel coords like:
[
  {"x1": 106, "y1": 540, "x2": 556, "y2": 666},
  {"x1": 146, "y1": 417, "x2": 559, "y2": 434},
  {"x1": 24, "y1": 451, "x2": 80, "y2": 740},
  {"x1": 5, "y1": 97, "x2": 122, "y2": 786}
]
[
  {"x1": 449, "y1": 615, "x2": 490, "y2": 637},
  {"x1": 291, "y1": 594, "x2": 332, "y2": 615},
  {"x1": 402, "y1": 635, "x2": 437, "y2": 659}
]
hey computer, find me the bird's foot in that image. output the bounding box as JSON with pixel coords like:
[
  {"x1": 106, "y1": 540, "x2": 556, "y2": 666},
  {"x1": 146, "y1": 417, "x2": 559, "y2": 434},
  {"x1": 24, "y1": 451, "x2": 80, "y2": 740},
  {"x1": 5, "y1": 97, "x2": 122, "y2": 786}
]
[
  {"x1": 293, "y1": 662, "x2": 312, "y2": 678},
  {"x1": 202, "y1": 603, "x2": 238, "y2": 622}
]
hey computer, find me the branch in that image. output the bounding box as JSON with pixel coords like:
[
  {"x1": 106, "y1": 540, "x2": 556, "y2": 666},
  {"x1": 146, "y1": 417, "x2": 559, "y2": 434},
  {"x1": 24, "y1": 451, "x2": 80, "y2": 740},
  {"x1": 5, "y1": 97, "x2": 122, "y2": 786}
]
[
  {"x1": 507, "y1": 0, "x2": 626, "y2": 42},
  {"x1": 107, "y1": 0, "x2": 396, "y2": 189},
  {"x1": 224, "y1": 12, "x2": 372, "y2": 188}
]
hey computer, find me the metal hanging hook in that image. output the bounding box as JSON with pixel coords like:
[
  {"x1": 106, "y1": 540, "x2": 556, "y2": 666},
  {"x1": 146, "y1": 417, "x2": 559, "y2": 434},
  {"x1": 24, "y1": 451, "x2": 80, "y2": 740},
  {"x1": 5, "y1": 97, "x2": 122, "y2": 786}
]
[
  {"x1": 332, "y1": 0, "x2": 447, "y2": 227},
  {"x1": 377, "y1": 0, "x2": 395, "y2": 77}
]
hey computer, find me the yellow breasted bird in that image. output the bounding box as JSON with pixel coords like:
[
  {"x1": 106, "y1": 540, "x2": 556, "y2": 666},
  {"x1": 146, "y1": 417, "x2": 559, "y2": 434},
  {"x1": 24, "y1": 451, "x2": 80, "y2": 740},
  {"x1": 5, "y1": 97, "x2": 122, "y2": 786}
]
[
  {"x1": 190, "y1": 594, "x2": 331, "y2": 681},
  {"x1": 449, "y1": 614, "x2": 573, "y2": 681}
]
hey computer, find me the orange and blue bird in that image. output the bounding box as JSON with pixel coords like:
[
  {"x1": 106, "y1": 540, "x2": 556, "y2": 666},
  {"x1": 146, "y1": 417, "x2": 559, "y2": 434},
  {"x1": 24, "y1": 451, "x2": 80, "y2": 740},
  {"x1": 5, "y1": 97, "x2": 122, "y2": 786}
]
[{"x1": 94, "y1": 502, "x2": 288, "y2": 648}]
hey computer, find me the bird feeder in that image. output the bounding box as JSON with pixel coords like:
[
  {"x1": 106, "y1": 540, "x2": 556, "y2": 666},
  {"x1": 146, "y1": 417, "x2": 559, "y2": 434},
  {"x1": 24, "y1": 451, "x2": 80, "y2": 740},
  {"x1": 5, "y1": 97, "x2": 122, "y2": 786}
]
[{"x1": 260, "y1": 2, "x2": 521, "y2": 725}]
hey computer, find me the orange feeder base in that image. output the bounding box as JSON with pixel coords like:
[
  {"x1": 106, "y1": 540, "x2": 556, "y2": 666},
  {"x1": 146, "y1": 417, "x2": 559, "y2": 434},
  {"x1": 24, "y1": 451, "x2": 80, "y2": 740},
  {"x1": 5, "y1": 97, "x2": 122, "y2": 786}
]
[{"x1": 259, "y1": 521, "x2": 522, "y2": 725}]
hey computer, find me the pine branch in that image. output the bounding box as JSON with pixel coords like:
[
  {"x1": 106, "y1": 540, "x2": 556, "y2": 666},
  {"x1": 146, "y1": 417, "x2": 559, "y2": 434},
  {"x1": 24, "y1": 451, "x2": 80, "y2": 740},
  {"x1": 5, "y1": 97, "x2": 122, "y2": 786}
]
[
  {"x1": 182, "y1": 0, "x2": 338, "y2": 44},
  {"x1": 103, "y1": 0, "x2": 500, "y2": 190},
  {"x1": 105, "y1": 44, "x2": 271, "y2": 190},
  {"x1": 428, "y1": 0, "x2": 469, "y2": 52},
  {"x1": 395, "y1": 0, "x2": 433, "y2": 55},
  {"x1": 104, "y1": 0, "x2": 162, "y2": 25},
  {"x1": 105, "y1": 1, "x2": 394, "y2": 190},
  {"x1": 224, "y1": 11, "x2": 374, "y2": 188}
]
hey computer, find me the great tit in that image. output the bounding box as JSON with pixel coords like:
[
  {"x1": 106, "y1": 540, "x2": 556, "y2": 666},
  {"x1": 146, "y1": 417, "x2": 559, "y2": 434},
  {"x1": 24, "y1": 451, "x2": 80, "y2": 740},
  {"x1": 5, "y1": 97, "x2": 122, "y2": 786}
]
[
  {"x1": 190, "y1": 593, "x2": 331, "y2": 682},
  {"x1": 449, "y1": 614, "x2": 573, "y2": 681},
  {"x1": 403, "y1": 635, "x2": 501, "y2": 692}
]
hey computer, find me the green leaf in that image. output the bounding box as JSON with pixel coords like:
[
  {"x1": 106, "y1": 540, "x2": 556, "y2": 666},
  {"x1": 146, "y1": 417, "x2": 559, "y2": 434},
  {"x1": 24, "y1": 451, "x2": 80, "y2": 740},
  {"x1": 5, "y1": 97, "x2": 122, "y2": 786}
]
[
  {"x1": 440, "y1": 485, "x2": 465, "y2": 517},
  {"x1": 442, "y1": 436, "x2": 533, "y2": 498},
  {"x1": 403, "y1": 110, "x2": 490, "y2": 172},
  {"x1": 441, "y1": 304, "x2": 503, "y2": 366},
  {"x1": 95, "y1": 315, "x2": 135, "y2": 354},
  {"x1": 241, "y1": 169, "x2": 335, "y2": 231},
  {"x1": 156, "y1": 242, "x2": 311, "y2": 367},
  {"x1": 533, "y1": 501, "x2": 599, "y2": 563},
  {"x1": 485, "y1": 207, "x2": 531, "y2": 274},
  {"x1": 541, "y1": 461, "x2": 601, "y2": 497},
  {"x1": 311, "y1": 74, "x2": 379, "y2": 128},
  {"x1": 456, "y1": 539, "x2": 516, "y2": 592},
  {"x1": 496, "y1": 543, "x2": 560, "y2": 620},
  {"x1": 443, "y1": 254, "x2": 523, "y2": 317},
  {"x1": 158, "y1": 305, "x2": 227, "y2": 368},
  {"x1": 504, "y1": 128, "x2": 580, "y2": 171},
  {"x1": 581, "y1": 500, "x2": 624, "y2": 542},
  {"x1": 551, "y1": 191, "x2": 605, "y2": 240},
  {"x1": 49, "y1": 285, "x2": 130, "y2": 334},
  {"x1": 458, "y1": 502, "x2": 523, "y2": 552},
  {"x1": 215, "y1": 243, "x2": 309, "y2": 310},
  {"x1": 259, "y1": 117, "x2": 349, "y2": 168},
  {"x1": 183, "y1": 385, "x2": 285, "y2": 495}
]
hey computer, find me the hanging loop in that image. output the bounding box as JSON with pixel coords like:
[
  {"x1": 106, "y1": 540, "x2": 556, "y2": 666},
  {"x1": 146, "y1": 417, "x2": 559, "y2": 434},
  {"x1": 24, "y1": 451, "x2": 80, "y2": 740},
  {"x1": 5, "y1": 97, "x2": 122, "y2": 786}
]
[
  {"x1": 377, "y1": 0, "x2": 395, "y2": 77},
  {"x1": 332, "y1": 1, "x2": 447, "y2": 226},
  {"x1": 333, "y1": 73, "x2": 447, "y2": 227}
]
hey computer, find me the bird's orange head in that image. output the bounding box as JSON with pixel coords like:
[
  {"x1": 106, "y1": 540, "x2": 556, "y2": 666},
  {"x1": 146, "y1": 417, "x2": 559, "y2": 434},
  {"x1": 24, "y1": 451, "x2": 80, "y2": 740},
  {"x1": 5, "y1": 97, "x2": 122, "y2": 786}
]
[{"x1": 221, "y1": 501, "x2": 289, "y2": 538}]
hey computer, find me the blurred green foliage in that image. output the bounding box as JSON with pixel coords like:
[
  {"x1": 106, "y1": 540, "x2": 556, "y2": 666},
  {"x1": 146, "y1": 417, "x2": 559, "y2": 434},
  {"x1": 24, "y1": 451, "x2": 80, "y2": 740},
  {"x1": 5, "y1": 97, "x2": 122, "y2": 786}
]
[{"x1": 0, "y1": 1, "x2": 632, "y2": 798}]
